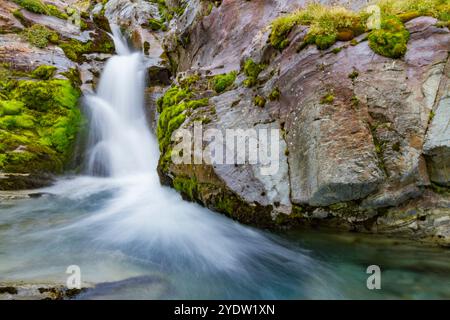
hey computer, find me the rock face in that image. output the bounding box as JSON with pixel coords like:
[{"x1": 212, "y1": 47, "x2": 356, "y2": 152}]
[
  {"x1": 423, "y1": 62, "x2": 450, "y2": 187},
  {"x1": 153, "y1": 0, "x2": 450, "y2": 245}
]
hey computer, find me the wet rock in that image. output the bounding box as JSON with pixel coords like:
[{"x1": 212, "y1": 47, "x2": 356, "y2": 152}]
[{"x1": 0, "y1": 283, "x2": 88, "y2": 300}]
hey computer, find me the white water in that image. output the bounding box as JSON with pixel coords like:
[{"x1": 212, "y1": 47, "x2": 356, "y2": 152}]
[{"x1": 0, "y1": 27, "x2": 342, "y2": 299}]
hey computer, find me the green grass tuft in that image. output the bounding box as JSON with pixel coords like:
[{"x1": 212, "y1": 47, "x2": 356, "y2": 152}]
[{"x1": 212, "y1": 71, "x2": 237, "y2": 93}]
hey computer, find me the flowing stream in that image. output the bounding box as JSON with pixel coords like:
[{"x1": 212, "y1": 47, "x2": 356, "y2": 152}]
[{"x1": 0, "y1": 27, "x2": 449, "y2": 299}]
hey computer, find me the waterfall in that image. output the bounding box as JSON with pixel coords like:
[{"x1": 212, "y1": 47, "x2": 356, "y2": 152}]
[{"x1": 85, "y1": 25, "x2": 155, "y2": 177}]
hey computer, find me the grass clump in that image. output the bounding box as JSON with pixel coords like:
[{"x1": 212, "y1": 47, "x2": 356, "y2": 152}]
[
  {"x1": 377, "y1": 0, "x2": 450, "y2": 22},
  {"x1": 212, "y1": 71, "x2": 237, "y2": 93},
  {"x1": 13, "y1": 0, "x2": 68, "y2": 19},
  {"x1": 270, "y1": 0, "x2": 450, "y2": 55},
  {"x1": 13, "y1": 0, "x2": 47, "y2": 14},
  {"x1": 254, "y1": 95, "x2": 266, "y2": 108},
  {"x1": 368, "y1": 16, "x2": 410, "y2": 58},
  {"x1": 59, "y1": 36, "x2": 115, "y2": 62},
  {"x1": 31, "y1": 65, "x2": 57, "y2": 80},
  {"x1": 270, "y1": 4, "x2": 367, "y2": 51},
  {"x1": 23, "y1": 24, "x2": 59, "y2": 48},
  {"x1": 268, "y1": 87, "x2": 281, "y2": 101},
  {"x1": 243, "y1": 59, "x2": 265, "y2": 87}
]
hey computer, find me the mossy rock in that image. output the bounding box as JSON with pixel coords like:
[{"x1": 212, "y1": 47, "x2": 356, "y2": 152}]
[
  {"x1": 23, "y1": 24, "x2": 59, "y2": 49},
  {"x1": 211, "y1": 71, "x2": 237, "y2": 93},
  {"x1": 368, "y1": 16, "x2": 410, "y2": 59},
  {"x1": 31, "y1": 65, "x2": 57, "y2": 80},
  {"x1": 0, "y1": 72, "x2": 82, "y2": 188}
]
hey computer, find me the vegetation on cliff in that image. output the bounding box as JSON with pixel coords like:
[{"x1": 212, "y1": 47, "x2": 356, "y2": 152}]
[
  {"x1": 270, "y1": 0, "x2": 450, "y2": 58},
  {"x1": 0, "y1": 64, "x2": 82, "y2": 177},
  {"x1": 156, "y1": 85, "x2": 209, "y2": 171},
  {"x1": 13, "y1": 0, "x2": 68, "y2": 19},
  {"x1": 212, "y1": 71, "x2": 237, "y2": 93}
]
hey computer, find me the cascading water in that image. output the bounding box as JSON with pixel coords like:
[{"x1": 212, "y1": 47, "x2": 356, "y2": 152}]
[{"x1": 85, "y1": 26, "x2": 153, "y2": 176}]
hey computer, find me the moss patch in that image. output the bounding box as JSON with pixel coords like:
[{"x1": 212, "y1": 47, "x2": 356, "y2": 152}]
[
  {"x1": 268, "y1": 87, "x2": 281, "y2": 101},
  {"x1": 0, "y1": 67, "x2": 82, "y2": 176},
  {"x1": 31, "y1": 65, "x2": 57, "y2": 80},
  {"x1": 270, "y1": 4, "x2": 367, "y2": 51},
  {"x1": 211, "y1": 71, "x2": 237, "y2": 93},
  {"x1": 23, "y1": 24, "x2": 59, "y2": 48},
  {"x1": 254, "y1": 95, "x2": 266, "y2": 108},
  {"x1": 156, "y1": 86, "x2": 209, "y2": 172},
  {"x1": 13, "y1": 0, "x2": 67, "y2": 19},
  {"x1": 59, "y1": 35, "x2": 115, "y2": 62},
  {"x1": 270, "y1": 0, "x2": 449, "y2": 55},
  {"x1": 243, "y1": 59, "x2": 265, "y2": 88},
  {"x1": 368, "y1": 16, "x2": 410, "y2": 59}
]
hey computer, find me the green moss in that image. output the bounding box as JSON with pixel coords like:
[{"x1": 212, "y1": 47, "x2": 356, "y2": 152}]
[
  {"x1": 254, "y1": 95, "x2": 266, "y2": 108},
  {"x1": 13, "y1": 0, "x2": 47, "y2": 14},
  {"x1": 61, "y1": 68, "x2": 82, "y2": 88},
  {"x1": 320, "y1": 93, "x2": 335, "y2": 104},
  {"x1": 148, "y1": 18, "x2": 165, "y2": 31},
  {"x1": 215, "y1": 194, "x2": 237, "y2": 216},
  {"x1": 351, "y1": 95, "x2": 360, "y2": 108},
  {"x1": 59, "y1": 36, "x2": 114, "y2": 62},
  {"x1": 92, "y1": 13, "x2": 111, "y2": 32},
  {"x1": 173, "y1": 175, "x2": 198, "y2": 200},
  {"x1": 12, "y1": 9, "x2": 32, "y2": 28},
  {"x1": 270, "y1": 1, "x2": 449, "y2": 54},
  {"x1": 156, "y1": 86, "x2": 209, "y2": 171},
  {"x1": 179, "y1": 74, "x2": 200, "y2": 89},
  {"x1": 0, "y1": 75, "x2": 81, "y2": 174},
  {"x1": 0, "y1": 100, "x2": 23, "y2": 116},
  {"x1": 212, "y1": 71, "x2": 237, "y2": 93},
  {"x1": 243, "y1": 59, "x2": 265, "y2": 88},
  {"x1": 368, "y1": 16, "x2": 410, "y2": 59},
  {"x1": 270, "y1": 4, "x2": 367, "y2": 51},
  {"x1": 31, "y1": 65, "x2": 57, "y2": 80},
  {"x1": 23, "y1": 24, "x2": 59, "y2": 48},
  {"x1": 149, "y1": 0, "x2": 186, "y2": 27},
  {"x1": 156, "y1": 86, "x2": 190, "y2": 113},
  {"x1": 268, "y1": 87, "x2": 281, "y2": 101},
  {"x1": 332, "y1": 47, "x2": 342, "y2": 54},
  {"x1": 46, "y1": 4, "x2": 68, "y2": 19}
]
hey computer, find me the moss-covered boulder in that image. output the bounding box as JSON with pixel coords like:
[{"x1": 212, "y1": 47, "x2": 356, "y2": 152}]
[{"x1": 0, "y1": 65, "x2": 82, "y2": 190}]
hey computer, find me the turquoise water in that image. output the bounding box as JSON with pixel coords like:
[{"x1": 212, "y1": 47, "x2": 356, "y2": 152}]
[{"x1": 0, "y1": 177, "x2": 449, "y2": 300}]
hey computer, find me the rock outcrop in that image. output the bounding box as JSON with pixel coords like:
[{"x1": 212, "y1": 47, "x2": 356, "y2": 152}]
[{"x1": 152, "y1": 0, "x2": 450, "y2": 245}]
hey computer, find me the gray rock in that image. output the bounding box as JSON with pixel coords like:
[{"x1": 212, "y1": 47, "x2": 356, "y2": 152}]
[{"x1": 424, "y1": 91, "x2": 450, "y2": 186}]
